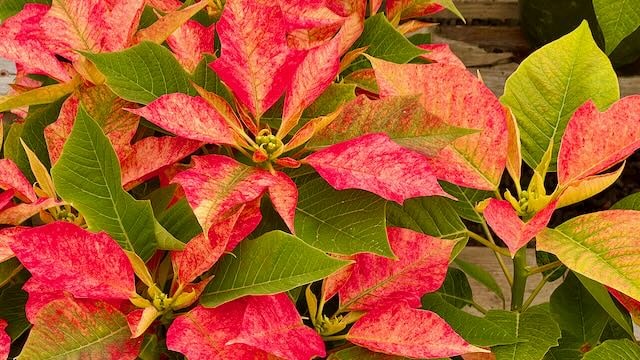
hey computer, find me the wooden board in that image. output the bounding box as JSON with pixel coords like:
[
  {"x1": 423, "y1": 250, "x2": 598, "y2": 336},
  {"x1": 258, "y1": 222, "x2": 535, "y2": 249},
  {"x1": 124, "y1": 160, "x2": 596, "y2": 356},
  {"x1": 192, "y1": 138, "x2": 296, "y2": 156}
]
[
  {"x1": 0, "y1": 58, "x2": 15, "y2": 96},
  {"x1": 432, "y1": 1, "x2": 519, "y2": 21}
]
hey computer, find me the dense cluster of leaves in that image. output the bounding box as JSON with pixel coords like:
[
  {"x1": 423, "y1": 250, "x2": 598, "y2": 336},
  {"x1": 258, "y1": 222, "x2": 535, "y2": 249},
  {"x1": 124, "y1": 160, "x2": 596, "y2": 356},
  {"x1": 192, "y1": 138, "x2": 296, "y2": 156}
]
[{"x1": 0, "y1": 0, "x2": 639, "y2": 358}]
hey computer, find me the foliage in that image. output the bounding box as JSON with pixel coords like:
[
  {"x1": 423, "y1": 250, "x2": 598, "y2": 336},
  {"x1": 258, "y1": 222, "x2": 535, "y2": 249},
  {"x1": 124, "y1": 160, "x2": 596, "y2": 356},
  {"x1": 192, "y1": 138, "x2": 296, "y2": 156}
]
[{"x1": 0, "y1": 0, "x2": 639, "y2": 359}]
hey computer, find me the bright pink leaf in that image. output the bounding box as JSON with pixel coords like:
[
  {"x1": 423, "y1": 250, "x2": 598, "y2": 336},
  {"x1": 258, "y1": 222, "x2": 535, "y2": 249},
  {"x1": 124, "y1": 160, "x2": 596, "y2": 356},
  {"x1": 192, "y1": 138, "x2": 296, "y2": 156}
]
[
  {"x1": 147, "y1": 0, "x2": 182, "y2": 11},
  {"x1": 228, "y1": 294, "x2": 326, "y2": 360},
  {"x1": 167, "y1": 301, "x2": 273, "y2": 359},
  {"x1": 371, "y1": 58, "x2": 508, "y2": 190},
  {"x1": 483, "y1": 199, "x2": 557, "y2": 256},
  {"x1": 211, "y1": 0, "x2": 306, "y2": 118},
  {"x1": 172, "y1": 155, "x2": 276, "y2": 240},
  {"x1": 0, "y1": 159, "x2": 37, "y2": 203},
  {"x1": 419, "y1": 43, "x2": 466, "y2": 69},
  {"x1": 120, "y1": 136, "x2": 202, "y2": 190},
  {"x1": 128, "y1": 94, "x2": 235, "y2": 145},
  {"x1": 226, "y1": 198, "x2": 263, "y2": 252},
  {"x1": 386, "y1": 0, "x2": 444, "y2": 20},
  {"x1": 279, "y1": 0, "x2": 343, "y2": 50},
  {"x1": 267, "y1": 172, "x2": 297, "y2": 234},
  {"x1": 0, "y1": 319, "x2": 9, "y2": 360},
  {"x1": 322, "y1": 256, "x2": 355, "y2": 301},
  {"x1": 608, "y1": 288, "x2": 640, "y2": 323},
  {"x1": 305, "y1": 133, "x2": 450, "y2": 204},
  {"x1": 22, "y1": 279, "x2": 66, "y2": 323},
  {"x1": 348, "y1": 301, "x2": 487, "y2": 358},
  {"x1": 281, "y1": 34, "x2": 341, "y2": 136},
  {"x1": 558, "y1": 96, "x2": 640, "y2": 186},
  {"x1": 10, "y1": 222, "x2": 135, "y2": 300},
  {"x1": 0, "y1": 198, "x2": 61, "y2": 225},
  {"x1": 0, "y1": 191, "x2": 14, "y2": 211},
  {"x1": 339, "y1": 227, "x2": 454, "y2": 311},
  {"x1": 0, "y1": 4, "x2": 71, "y2": 82},
  {"x1": 167, "y1": 20, "x2": 214, "y2": 72}
]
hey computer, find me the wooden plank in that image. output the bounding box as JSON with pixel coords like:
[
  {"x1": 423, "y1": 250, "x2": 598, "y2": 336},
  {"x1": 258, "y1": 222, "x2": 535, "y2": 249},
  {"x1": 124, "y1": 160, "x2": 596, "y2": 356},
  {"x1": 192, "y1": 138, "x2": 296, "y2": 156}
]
[
  {"x1": 431, "y1": 2, "x2": 519, "y2": 21},
  {"x1": 438, "y1": 25, "x2": 530, "y2": 53}
]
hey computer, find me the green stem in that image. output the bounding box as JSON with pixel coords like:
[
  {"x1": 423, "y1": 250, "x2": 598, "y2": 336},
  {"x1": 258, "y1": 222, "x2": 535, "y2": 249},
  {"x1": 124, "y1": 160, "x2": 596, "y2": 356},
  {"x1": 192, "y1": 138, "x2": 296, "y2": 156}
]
[
  {"x1": 480, "y1": 220, "x2": 513, "y2": 286},
  {"x1": 471, "y1": 301, "x2": 488, "y2": 314},
  {"x1": 322, "y1": 335, "x2": 347, "y2": 342},
  {"x1": 511, "y1": 247, "x2": 528, "y2": 311},
  {"x1": 522, "y1": 266, "x2": 564, "y2": 311},
  {"x1": 527, "y1": 260, "x2": 562, "y2": 276},
  {"x1": 467, "y1": 230, "x2": 511, "y2": 257}
]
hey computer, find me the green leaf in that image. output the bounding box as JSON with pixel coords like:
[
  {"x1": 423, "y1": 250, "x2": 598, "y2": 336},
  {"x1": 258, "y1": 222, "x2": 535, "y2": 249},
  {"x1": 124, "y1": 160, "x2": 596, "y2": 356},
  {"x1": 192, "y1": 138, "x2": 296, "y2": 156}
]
[
  {"x1": 328, "y1": 346, "x2": 419, "y2": 359},
  {"x1": 191, "y1": 54, "x2": 233, "y2": 103},
  {"x1": 200, "y1": 231, "x2": 350, "y2": 308},
  {"x1": 421, "y1": 293, "x2": 519, "y2": 347},
  {"x1": 535, "y1": 251, "x2": 567, "y2": 282},
  {"x1": 454, "y1": 258, "x2": 505, "y2": 302},
  {"x1": 575, "y1": 273, "x2": 635, "y2": 338},
  {"x1": 17, "y1": 299, "x2": 138, "y2": 359},
  {"x1": 0, "y1": 258, "x2": 23, "y2": 289},
  {"x1": 612, "y1": 192, "x2": 640, "y2": 210},
  {"x1": 549, "y1": 273, "x2": 609, "y2": 347},
  {"x1": 0, "y1": 283, "x2": 29, "y2": 341},
  {"x1": 441, "y1": 182, "x2": 492, "y2": 223},
  {"x1": 294, "y1": 176, "x2": 392, "y2": 257},
  {"x1": 438, "y1": 268, "x2": 472, "y2": 309},
  {"x1": 157, "y1": 197, "x2": 202, "y2": 243},
  {"x1": 537, "y1": 211, "x2": 640, "y2": 305},
  {"x1": 83, "y1": 41, "x2": 195, "y2": 104},
  {"x1": 501, "y1": 21, "x2": 619, "y2": 171},
  {"x1": 487, "y1": 305, "x2": 561, "y2": 360},
  {"x1": 3, "y1": 100, "x2": 64, "y2": 182},
  {"x1": 387, "y1": 196, "x2": 467, "y2": 241},
  {"x1": 51, "y1": 106, "x2": 167, "y2": 260},
  {"x1": 593, "y1": 0, "x2": 640, "y2": 54},
  {"x1": 0, "y1": 0, "x2": 49, "y2": 21},
  {"x1": 583, "y1": 339, "x2": 640, "y2": 360},
  {"x1": 350, "y1": 13, "x2": 425, "y2": 71},
  {"x1": 543, "y1": 332, "x2": 584, "y2": 360}
]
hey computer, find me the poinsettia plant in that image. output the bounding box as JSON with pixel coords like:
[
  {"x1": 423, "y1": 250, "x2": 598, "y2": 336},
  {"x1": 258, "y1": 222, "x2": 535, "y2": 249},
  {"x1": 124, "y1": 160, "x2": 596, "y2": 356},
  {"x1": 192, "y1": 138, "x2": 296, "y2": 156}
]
[{"x1": 1, "y1": 0, "x2": 640, "y2": 358}]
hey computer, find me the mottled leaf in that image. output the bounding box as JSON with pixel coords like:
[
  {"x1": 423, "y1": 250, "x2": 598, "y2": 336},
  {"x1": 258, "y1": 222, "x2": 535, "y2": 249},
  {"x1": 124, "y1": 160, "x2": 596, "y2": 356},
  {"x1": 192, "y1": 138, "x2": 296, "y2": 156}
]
[
  {"x1": 0, "y1": 197, "x2": 61, "y2": 225},
  {"x1": 371, "y1": 58, "x2": 507, "y2": 190},
  {"x1": 18, "y1": 297, "x2": 141, "y2": 359},
  {"x1": 294, "y1": 176, "x2": 391, "y2": 257},
  {"x1": 419, "y1": 43, "x2": 466, "y2": 68},
  {"x1": 558, "y1": 96, "x2": 640, "y2": 186},
  {"x1": 200, "y1": 230, "x2": 349, "y2": 307},
  {"x1": 306, "y1": 133, "x2": 449, "y2": 204},
  {"x1": 0, "y1": 159, "x2": 37, "y2": 203},
  {"x1": 348, "y1": 301, "x2": 487, "y2": 358},
  {"x1": 501, "y1": 21, "x2": 619, "y2": 170},
  {"x1": 538, "y1": 211, "x2": 640, "y2": 302},
  {"x1": 338, "y1": 227, "x2": 454, "y2": 311},
  {"x1": 267, "y1": 172, "x2": 297, "y2": 233},
  {"x1": 484, "y1": 199, "x2": 557, "y2": 256},
  {"x1": 167, "y1": 20, "x2": 214, "y2": 72}
]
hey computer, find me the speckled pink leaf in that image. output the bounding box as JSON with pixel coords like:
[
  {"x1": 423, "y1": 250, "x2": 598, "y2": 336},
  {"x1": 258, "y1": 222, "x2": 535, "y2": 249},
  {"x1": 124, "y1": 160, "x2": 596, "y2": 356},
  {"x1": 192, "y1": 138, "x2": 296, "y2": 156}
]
[
  {"x1": 0, "y1": 198, "x2": 61, "y2": 225},
  {"x1": 322, "y1": 256, "x2": 355, "y2": 301},
  {"x1": 419, "y1": 43, "x2": 465, "y2": 69},
  {"x1": 267, "y1": 172, "x2": 297, "y2": 234},
  {"x1": 386, "y1": 0, "x2": 444, "y2": 20},
  {"x1": 167, "y1": 20, "x2": 215, "y2": 72},
  {"x1": 172, "y1": 155, "x2": 276, "y2": 240},
  {"x1": 0, "y1": 319, "x2": 9, "y2": 360},
  {"x1": 280, "y1": 0, "x2": 344, "y2": 50},
  {"x1": 484, "y1": 199, "x2": 557, "y2": 256},
  {"x1": 558, "y1": 96, "x2": 640, "y2": 186},
  {"x1": 167, "y1": 302, "x2": 274, "y2": 360},
  {"x1": 305, "y1": 133, "x2": 449, "y2": 204},
  {"x1": 328, "y1": 0, "x2": 366, "y2": 53},
  {"x1": 42, "y1": 0, "x2": 144, "y2": 59},
  {"x1": 128, "y1": 94, "x2": 235, "y2": 145},
  {"x1": 0, "y1": 159, "x2": 37, "y2": 203},
  {"x1": 19, "y1": 297, "x2": 141, "y2": 359},
  {"x1": 281, "y1": 34, "x2": 341, "y2": 136},
  {"x1": 46, "y1": 89, "x2": 140, "y2": 165},
  {"x1": 348, "y1": 301, "x2": 487, "y2": 358},
  {"x1": 371, "y1": 58, "x2": 508, "y2": 190},
  {"x1": 226, "y1": 198, "x2": 263, "y2": 252},
  {"x1": 10, "y1": 222, "x2": 135, "y2": 300},
  {"x1": 172, "y1": 205, "x2": 245, "y2": 285},
  {"x1": 22, "y1": 279, "x2": 65, "y2": 323},
  {"x1": 228, "y1": 294, "x2": 326, "y2": 360},
  {"x1": 0, "y1": 4, "x2": 71, "y2": 82},
  {"x1": 211, "y1": 0, "x2": 306, "y2": 118},
  {"x1": 0, "y1": 191, "x2": 13, "y2": 211},
  {"x1": 339, "y1": 227, "x2": 454, "y2": 311},
  {"x1": 120, "y1": 136, "x2": 202, "y2": 190},
  {"x1": 147, "y1": 0, "x2": 182, "y2": 11},
  {"x1": 0, "y1": 227, "x2": 21, "y2": 263}
]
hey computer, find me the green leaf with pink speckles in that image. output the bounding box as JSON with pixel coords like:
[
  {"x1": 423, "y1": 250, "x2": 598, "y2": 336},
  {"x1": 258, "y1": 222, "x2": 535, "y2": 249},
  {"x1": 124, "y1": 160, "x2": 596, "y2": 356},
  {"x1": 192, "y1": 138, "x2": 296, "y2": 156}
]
[
  {"x1": 537, "y1": 210, "x2": 640, "y2": 302},
  {"x1": 17, "y1": 297, "x2": 141, "y2": 359}
]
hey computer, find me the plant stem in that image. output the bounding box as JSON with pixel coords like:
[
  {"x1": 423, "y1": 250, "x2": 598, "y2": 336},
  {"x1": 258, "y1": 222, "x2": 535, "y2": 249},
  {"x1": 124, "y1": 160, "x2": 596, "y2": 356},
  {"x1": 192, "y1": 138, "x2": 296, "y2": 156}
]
[
  {"x1": 510, "y1": 247, "x2": 528, "y2": 311},
  {"x1": 467, "y1": 230, "x2": 511, "y2": 257},
  {"x1": 480, "y1": 220, "x2": 513, "y2": 286},
  {"x1": 527, "y1": 260, "x2": 562, "y2": 276},
  {"x1": 470, "y1": 301, "x2": 488, "y2": 314},
  {"x1": 322, "y1": 335, "x2": 347, "y2": 342},
  {"x1": 521, "y1": 266, "x2": 564, "y2": 310}
]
